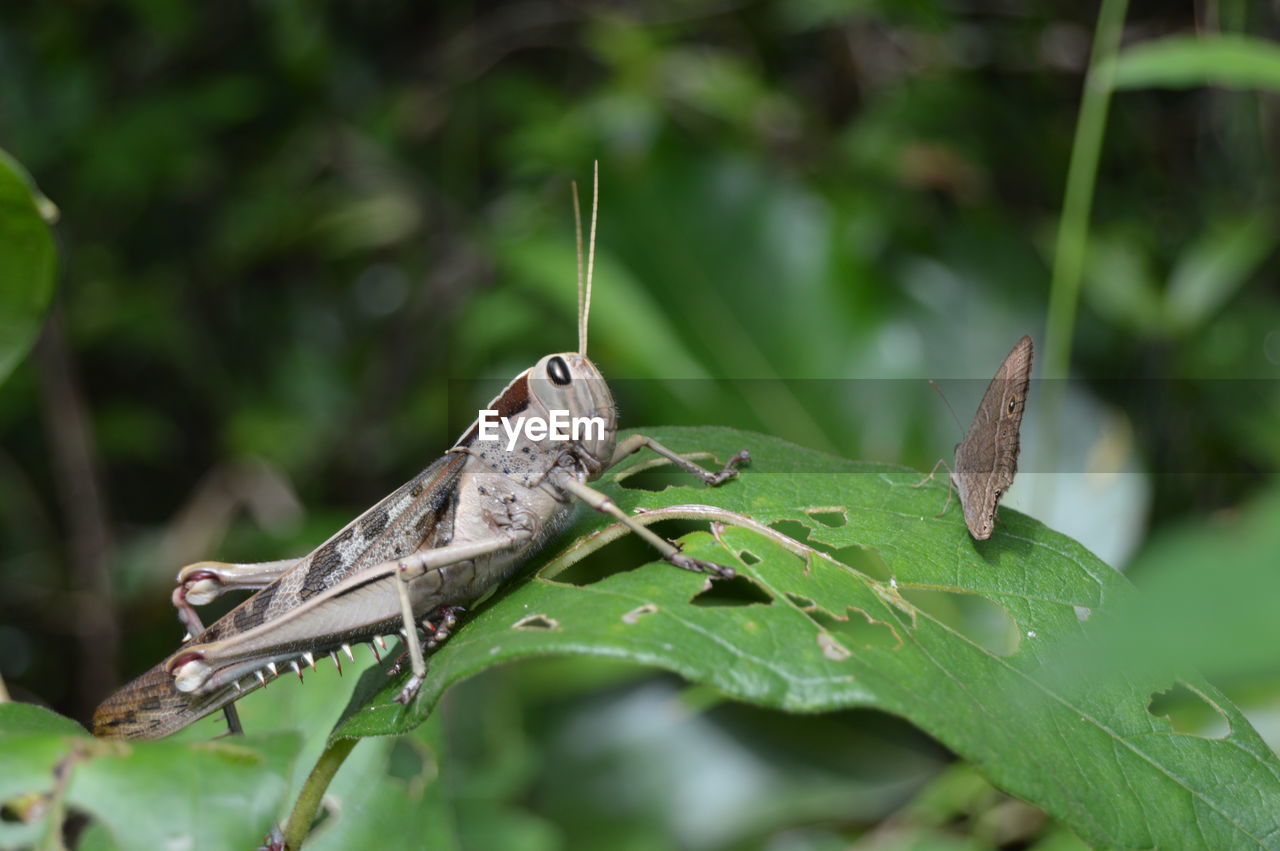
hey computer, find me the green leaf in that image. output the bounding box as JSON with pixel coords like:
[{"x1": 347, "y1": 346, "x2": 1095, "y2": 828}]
[
  {"x1": 1109, "y1": 480, "x2": 1280, "y2": 683},
  {"x1": 330, "y1": 426, "x2": 1280, "y2": 848},
  {"x1": 0, "y1": 702, "x2": 89, "y2": 739},
  {"x1": 0, "y1": 149, "x2": 57, "y2": 386},
  {"x1": 1165, "y1": 213, "x2": 1274, "y2": 334},
  {"x1": 1109, "y1": 35, "x2": 1280, "y2": 91},
  {"x1": 1081, "y1": 228, "x2": 1164, "y2": 336},
  {"x1": 0, "y1": 702, "x2": 302, "y2": 850}
]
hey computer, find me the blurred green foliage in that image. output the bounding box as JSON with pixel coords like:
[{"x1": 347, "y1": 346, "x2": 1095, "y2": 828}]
[
  {"x1": 3, "y1": 0, "x2": 1280, "y2": 847},
  {"x1": 0, "y1": 151, "x2": 56, "y2": 386}
]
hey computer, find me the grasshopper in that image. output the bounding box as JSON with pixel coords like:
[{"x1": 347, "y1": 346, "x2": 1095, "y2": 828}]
[{"x1": 92, "y1": 167, "x2": 748, "y2": 740}]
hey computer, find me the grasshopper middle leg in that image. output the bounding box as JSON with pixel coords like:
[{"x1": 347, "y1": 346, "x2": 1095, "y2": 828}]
[
  {"x1": 555, "y1": 476, "x2": 734, "y2": 578},
  {"x1": 392, "y1": 531, "x2": 535, "y2": 704}
]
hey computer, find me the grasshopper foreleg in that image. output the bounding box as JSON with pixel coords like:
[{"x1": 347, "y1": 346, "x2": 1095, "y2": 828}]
[
  {"x1": 555, "y1": 476, "x2": 734, "y2": 578},
  {"x1": 384, "y1": 606, "x2": 464, "y2": 673},
  {"x1": 392, "y1": 531, "x2": 534, "y2": 704},
  {"x1": 610, "y1": 435, "x2": 749, "y2": 486}
]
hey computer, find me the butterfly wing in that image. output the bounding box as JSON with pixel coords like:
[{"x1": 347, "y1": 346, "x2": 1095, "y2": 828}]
[{"x1": 953, "y1": 335, "x2": 1033, "y2": 540}]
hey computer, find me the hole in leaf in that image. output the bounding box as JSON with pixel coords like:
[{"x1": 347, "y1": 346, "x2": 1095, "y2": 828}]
[
  {"x1": 691, "y1": 575, "x2": 773, "y2": 608},
  {"x1": 808, "y1": 607, "x2": 899, "y2": 650},
  {"x1": 553, "y1": 520, "x2": 705, "y2": 586},
  {"x1": 388, "y1": 737, "x2": 430, "y2": 782},
  {"x1": 622, "y1": 604, "x2": 658, "y2": 624},
  {"x1": 1148, "y1": 682, "x2": 1230, "y2": 739},
  {"x1": 766, "y1": 521, "x2": 892, "y2": 582},
  {"x1": 614, "y1": 467, "x2": 692, "y2": 492},
  {"x1": 805, "y1": 508, "x2": 848, "y2": 528},
  {"x1": 768, "y1": 519, "x2": 814, "y2": 545},
  {"x1": 513, "y1": 614, "x2": 559, "y2": 631},
  {"x1": 786, "y1": 592, "x2": 816, "y2": 609},
  {"x1": 825, "y1": 545, "x2": 892, "y2": 582},
  {"x1": 898, "y1": 589, "x2": 1019, "y2": 656},
  {"x1": 739, "y1": 550, "x2": 760, "y2": 565}
]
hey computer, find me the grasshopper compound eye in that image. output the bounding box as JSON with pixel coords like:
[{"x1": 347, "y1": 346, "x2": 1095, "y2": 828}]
[{"x1": 547, "y1": 355, "x2": 571, "y2": 386}]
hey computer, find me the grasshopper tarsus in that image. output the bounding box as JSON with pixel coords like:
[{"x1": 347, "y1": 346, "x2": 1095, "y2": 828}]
[
  {"x1": 394, "y1": 674, "x2": 425, "y2": 706},
  {"x1": 706, "y1": 449, "x2": 751, "y2": 486},
  {"x1": 666, "y1": 550, "x2": 736, "y2": 579},
  {"x1": 437, "y1": 605, "x2": 464, "y2": 630}
]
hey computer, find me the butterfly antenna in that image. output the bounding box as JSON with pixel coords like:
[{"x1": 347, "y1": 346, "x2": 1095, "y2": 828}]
[
  {"x1": 572, "y1": 178, "x2": 585, "y2": 355},
  {"x1": 580, "y1": 160, "x2": 598, "y2": 357},
  {"x1": 929, "y1": 380, "x2": 965, "y2": 436}
]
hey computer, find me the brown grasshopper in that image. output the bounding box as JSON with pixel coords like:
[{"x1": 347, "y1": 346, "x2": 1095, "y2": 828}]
[{"x1": 92, "y1": 167, "x2": 748, "y2": 740}]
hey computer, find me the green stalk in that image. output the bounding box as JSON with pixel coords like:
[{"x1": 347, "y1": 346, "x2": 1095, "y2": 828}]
[
  {"x1": 282, "y1": 737, "x2": 359, "y2": 850},
  {"x1": 1036, "y1": 0, "x2": 1128, "y2": 517},
  {"x1": 1043, "y1": 0, "x2": 1129, "y2": 380}
]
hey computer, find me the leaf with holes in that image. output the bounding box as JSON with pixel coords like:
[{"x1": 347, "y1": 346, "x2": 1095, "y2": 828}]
[{"x1": 331, "y1": 426, "x2": 1280, "y2": 847}]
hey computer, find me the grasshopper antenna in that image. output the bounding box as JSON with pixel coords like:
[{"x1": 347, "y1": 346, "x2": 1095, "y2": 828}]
[
  {"x1": 574, "y1": 161, "x2": 598, "y2": 356},
  {"x1": 929, "y1": 379, "x2": 965, "y2": 435},
  {"x1": 573, "y1": 177, "x2": 584, "y2": 354}
]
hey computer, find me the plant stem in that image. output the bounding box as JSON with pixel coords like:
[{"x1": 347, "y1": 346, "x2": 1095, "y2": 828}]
[
  {"x1": 1044, "y1": 0, "x2": 1129, "y2": 380},
  {"x1": 282, "y1": 737, "x2": 359, "y2": 850},
  {"x1": 1037, "y1": 0, "x2": 1128, "y2": 519},
  {"x1": 36, "y1": 309, "x2": 119, "y2": 716}
]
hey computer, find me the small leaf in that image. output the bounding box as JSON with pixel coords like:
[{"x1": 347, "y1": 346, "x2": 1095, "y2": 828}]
[
  {"x1": 1165, "y1": 213, "x2": 1274, "y2": 334},
  {"x1": 0, "y1": 149, "x2": 57, "y2": 386},
  {"x1": 1109, "y1": 35, "x2": 1280, "y2": 92}
]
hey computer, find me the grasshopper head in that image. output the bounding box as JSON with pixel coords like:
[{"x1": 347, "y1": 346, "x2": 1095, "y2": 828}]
[{"x1": 527, "y1": 352, "x2": 617, "y2": 476}]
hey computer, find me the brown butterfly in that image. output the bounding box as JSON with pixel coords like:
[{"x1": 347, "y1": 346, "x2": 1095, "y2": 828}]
[{"x1": 919, "y1": 335, "x2": 1034, "y2": 540}]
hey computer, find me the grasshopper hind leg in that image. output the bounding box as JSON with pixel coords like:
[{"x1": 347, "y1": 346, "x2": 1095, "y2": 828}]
[
  {"x1": 389, "y1": 531, "x2": 535, "y2": 705},
  {"x1": 169, "y1": 559, "x2": 299, "y2": 736}
]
